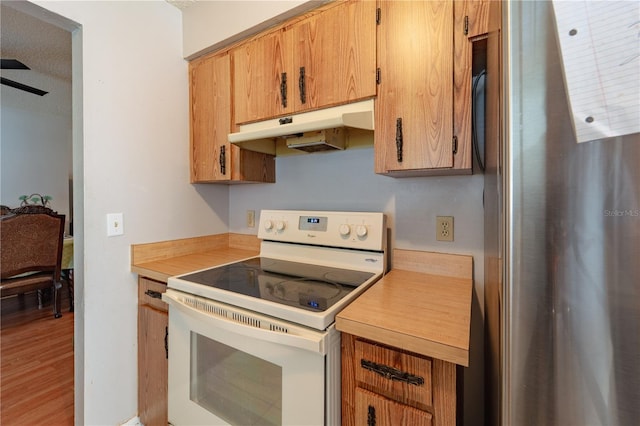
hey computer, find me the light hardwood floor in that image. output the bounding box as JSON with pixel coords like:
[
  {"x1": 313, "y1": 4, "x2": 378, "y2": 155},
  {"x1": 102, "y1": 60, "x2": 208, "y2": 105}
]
[{"x1": 1, "y1": 288, "x2": 74, "y2": 425}]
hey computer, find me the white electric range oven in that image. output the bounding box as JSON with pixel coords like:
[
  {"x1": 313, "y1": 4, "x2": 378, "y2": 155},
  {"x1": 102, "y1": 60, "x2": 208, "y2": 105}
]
[{"x1": 163, "y1": 210, "x2": 387, "y2": 426}]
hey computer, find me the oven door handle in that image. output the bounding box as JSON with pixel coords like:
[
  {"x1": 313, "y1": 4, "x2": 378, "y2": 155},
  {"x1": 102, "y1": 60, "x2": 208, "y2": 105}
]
[{"x1": 163, "y1": 290, "x2": 328, "y2": 355}]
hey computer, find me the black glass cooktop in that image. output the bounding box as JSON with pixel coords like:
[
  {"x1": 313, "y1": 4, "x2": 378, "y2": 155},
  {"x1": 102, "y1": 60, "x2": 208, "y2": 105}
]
[{"x1": 178, "y1": 257, "x2": 375, "y2": 312}]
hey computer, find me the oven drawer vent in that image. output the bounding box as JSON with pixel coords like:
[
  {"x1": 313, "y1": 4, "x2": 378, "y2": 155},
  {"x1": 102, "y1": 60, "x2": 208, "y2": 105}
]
[
  {"x1": 180, "y1": 294, "x2": 290, "y2": 335},
  {"x1": 201, "y1": 301, "x2": 226, "y2": 317},
  {"x1": 232, "y1": 312, "x2": 262, "y2": 329},
  {"x1": 270, "y1": 324, "x2": 288, "y2": 333}
]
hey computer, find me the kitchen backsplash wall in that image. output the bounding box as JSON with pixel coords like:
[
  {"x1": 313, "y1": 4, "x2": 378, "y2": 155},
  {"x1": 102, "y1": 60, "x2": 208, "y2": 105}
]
[{"x1": 230, "y1": 146, "x2": 483, "y2": 264}]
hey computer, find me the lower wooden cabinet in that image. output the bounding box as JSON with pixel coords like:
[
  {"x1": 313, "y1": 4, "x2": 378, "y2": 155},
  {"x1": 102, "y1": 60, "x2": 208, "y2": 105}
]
[
  {"x1": 138, "y1": 277, "x2": 168, "y2": 426},
  {"x1": 342, "y1": 333, "x2": 457, "y2": 426}
]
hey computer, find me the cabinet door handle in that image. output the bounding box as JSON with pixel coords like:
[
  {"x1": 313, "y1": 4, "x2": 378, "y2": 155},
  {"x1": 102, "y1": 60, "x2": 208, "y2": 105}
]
[
  {"x1": 280, "y1": 72, "x2": 288, "y2": 108},
  {"x1": 165, "y1": 326, "x2": 169, "y2": 359},
  {"x1": 367, "y1": 405, "x2": 376, "y2": 426},
  {"x1": 144, "y1": 289, "x2": 162, "y2": 299},
  {"x1": 360, "y1": 359, "x2": 425, "y2": 386},
  {"x1": 219, "y1": 145, "x2": 226, "y2": 175},
  {"x1": 298, "y1": 66, "x2": 306, "y2": 104},
  {"x1": 395, "y1": 117, "x2": 403, "y2": 162}
]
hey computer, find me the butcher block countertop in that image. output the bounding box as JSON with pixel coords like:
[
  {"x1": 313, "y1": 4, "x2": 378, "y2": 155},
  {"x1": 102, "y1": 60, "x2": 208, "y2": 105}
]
[
  {"x1": 131, "y1": 233, "x2": 260, "y2": 283},
  {"x1": 336, "y1": 249, "x2": 473, "y2": 367}
]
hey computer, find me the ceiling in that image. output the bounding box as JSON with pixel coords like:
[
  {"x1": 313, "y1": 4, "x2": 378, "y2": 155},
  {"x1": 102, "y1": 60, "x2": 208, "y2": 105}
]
[
  {"x1": 1, "y1": 2, "x2": 72, "y2": 97},
  {"x1": 0, "y1": 1, "x2": 186, "y2": 98}
]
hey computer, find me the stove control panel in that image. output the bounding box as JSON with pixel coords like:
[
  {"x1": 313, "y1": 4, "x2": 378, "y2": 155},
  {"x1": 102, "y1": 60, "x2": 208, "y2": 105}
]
[{"x1": 258, "y1": 210, "x2": 386, "y2": 251}]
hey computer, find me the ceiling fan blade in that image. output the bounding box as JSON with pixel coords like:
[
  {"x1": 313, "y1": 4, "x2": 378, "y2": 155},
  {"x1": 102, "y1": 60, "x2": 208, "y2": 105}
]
[
  {"x1": 1, "y1": 77, "x2": 48, "y2": 96},
  {"x1": 1, "y1": 59, "x2": 30, "y2": 70}
]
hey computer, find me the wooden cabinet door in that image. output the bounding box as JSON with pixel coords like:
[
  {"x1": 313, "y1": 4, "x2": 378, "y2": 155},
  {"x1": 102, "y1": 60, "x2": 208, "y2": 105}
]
[
  {"x1": 292, "y1": 0, "x2": 377, "y2": 112},
  {"x1": 190, "y1": 52, "x2": 232, "y2": 182},
  {"x1": 452, "y1": 0, "x2": 490, "y2": 174},
  {"x1": 460, "y1": 0, "x2": 490, "y2": 39},
  {"x1": 355, "y1": 388, "x2": 433, "y2": 426},
  {"x1": 375, "y1": 1, "x2": 454, "y2": 174},
  {"x1": 233, "y1": 29, "x2": 294, "y2": 124},
  {"x1": 138, "y1": 304, "x2": 168, "y2": 426}
]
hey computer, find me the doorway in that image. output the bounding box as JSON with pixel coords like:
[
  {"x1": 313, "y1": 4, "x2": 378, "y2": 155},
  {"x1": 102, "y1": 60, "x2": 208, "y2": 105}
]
[{"x1": 0, "y1": 1, "x2": 83, "y2": 424}]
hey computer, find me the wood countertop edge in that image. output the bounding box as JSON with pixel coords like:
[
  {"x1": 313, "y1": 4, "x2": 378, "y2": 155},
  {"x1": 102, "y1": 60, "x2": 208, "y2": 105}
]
[
  {"x1": 335, "y1": 316, "x2": 469, "y2": 367},
  {"x1": 131, "y1": 266, "x2": 171, "y2": 283}
]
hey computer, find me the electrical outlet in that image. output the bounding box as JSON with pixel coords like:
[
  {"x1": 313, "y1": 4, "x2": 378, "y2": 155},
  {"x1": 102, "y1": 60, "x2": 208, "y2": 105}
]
[
  {"x1": 436, "y1": 216, "x2": 454, "y2": 242},
  {"x1": 246, "y1": 210, "x2": 256, "y2": 228}
]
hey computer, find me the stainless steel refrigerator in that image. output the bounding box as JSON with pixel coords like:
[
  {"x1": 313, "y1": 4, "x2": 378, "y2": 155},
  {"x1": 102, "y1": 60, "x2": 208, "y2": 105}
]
[{"x1": 484, "y1": 1, "x2": 640, "y2": 425}]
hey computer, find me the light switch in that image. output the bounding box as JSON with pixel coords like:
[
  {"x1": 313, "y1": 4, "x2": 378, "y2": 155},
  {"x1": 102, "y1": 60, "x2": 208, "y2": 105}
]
[{"x1": 107, "y1": 213, "x2": 124, "y2": 237}]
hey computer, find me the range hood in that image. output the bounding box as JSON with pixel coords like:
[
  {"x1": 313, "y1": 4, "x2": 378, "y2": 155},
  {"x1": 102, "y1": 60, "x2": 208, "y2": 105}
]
[{"x1": 229, "y1": 99, "x2": 374, "y2": 155}]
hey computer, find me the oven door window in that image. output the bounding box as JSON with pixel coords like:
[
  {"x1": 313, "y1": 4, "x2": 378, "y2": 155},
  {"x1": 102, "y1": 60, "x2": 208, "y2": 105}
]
[{"x1": 191, "y1": 331, "x2": 282, "y2": 426}]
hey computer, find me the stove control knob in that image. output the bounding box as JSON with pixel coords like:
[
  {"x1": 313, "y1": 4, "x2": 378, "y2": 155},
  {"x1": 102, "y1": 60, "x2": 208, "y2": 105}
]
[
  {"x1": 356, "y1": 225, "x2": 368, "y2": 238},
  {"x1": 275, "y1": 221, "x2": 286, "y2": 232},
  {"x1": 264, "y1": 220, "x2": 274, "y2": 231},
  {"x1": 339, "y1": 224, "x2": 351, "y2": 236}
]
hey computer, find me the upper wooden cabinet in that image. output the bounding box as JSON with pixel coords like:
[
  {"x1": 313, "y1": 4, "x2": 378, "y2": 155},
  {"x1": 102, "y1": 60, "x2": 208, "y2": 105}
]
[
  {"x1": 233, "y1": 0, "x2": 377, "y2": 125},
  {"x1": 191, "y1": 0, "x2": 479, "y2": 179},
  {"x1": 374, "y1": 1, "x2": 458, "y2": 176},
  {"x1": 190, "y1": 51, "x2": 275, "y2": 183}
]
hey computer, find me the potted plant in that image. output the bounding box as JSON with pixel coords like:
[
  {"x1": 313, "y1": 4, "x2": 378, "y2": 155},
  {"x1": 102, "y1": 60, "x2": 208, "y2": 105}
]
[{"x1": 19, "y1": 193, "x2": 53, "y2": 207}]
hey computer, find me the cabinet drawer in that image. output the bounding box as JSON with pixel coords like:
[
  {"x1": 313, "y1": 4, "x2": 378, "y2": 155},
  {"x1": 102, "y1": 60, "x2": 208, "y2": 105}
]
[
  {"x1": 355, "y1": 387, "x2": 432, "y2": 426},
  {"x1": 138, "y1": 277, "x2": 167, "y2": 312},
  {"x1": 355, "y1": 339, "x2": 432, "y2": 410}
]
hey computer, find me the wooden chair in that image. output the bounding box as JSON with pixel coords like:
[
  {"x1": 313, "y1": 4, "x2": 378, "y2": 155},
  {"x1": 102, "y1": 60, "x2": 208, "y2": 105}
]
[{"x1": 0, "y1": 206, "x2": 66, "y2": 318}]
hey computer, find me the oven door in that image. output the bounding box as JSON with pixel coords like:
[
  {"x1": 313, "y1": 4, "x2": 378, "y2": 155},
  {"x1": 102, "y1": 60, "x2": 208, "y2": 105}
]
[{"x1": 163, "y1": 289, "x2": 336, "y2": 426}]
